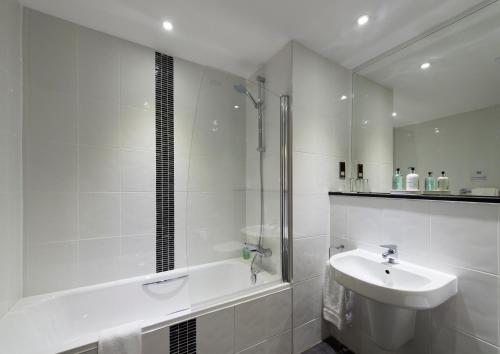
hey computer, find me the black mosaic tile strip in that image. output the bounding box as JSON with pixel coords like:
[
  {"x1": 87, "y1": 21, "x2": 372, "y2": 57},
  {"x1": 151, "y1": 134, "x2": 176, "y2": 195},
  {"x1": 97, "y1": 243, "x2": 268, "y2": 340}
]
[
  {"x1": 169, "y1": 319, "x2": 197, "y2": 354},
  {"x1": 155, "y1": 52, "x2": 175, "y2": 272}
]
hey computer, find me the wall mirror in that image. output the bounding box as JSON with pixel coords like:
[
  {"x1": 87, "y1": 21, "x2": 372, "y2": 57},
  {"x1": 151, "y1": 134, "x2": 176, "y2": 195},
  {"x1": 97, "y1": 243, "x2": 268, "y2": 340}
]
[{"x1": 350, "y1": 1, "x2": 500, "y2": 198}]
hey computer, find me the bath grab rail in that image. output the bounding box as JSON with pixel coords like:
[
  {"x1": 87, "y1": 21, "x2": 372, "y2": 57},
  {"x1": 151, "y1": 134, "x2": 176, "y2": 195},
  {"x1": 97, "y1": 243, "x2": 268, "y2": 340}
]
[{"x1": 142, "y1": 274, "x2": 188, "y2": 286}]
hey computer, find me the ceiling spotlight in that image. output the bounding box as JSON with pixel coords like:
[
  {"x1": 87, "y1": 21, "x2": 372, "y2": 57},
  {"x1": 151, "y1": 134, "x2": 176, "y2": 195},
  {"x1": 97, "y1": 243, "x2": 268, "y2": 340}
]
[
  {"x1": 233, "y1": 105, "x2": 239, "y2": 110},
  {"x1": 392, "y1": 112, "x2": 397, "y2": 117},
  {"x1": 357, "y1": 15, "x2": 369, "y2": 26},
  {"x1": 162, "y1": 21, "x2": 173, "y2": 31},
  {"x1": 420, "y1": 62, "x2": 431, "y2": 70},
  {"x1": 340, "y1": 95, "x2": 348, "y2": 101}
]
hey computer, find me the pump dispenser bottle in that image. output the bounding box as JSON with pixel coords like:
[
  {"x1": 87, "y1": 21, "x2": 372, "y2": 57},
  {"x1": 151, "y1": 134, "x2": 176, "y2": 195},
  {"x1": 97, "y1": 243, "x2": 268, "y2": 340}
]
[
  {"x1": 392, "y1": 168, "x2": 403, "y2": 190},
  {"x1": 406, "y1": 167, "x2": 420, "y2": 191},
  {"x1": 437, "y1": 171, "x2": 450, "y2": 191},
  {"x1": 424, "y1": 172, "x2": 436, "y2": 191}
]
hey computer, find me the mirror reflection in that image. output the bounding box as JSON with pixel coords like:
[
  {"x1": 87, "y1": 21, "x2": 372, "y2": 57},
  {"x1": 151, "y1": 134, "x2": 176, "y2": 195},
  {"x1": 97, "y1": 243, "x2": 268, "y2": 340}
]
[{"x1": 351, "y1": 2, "x2": 500, "y2": 197}]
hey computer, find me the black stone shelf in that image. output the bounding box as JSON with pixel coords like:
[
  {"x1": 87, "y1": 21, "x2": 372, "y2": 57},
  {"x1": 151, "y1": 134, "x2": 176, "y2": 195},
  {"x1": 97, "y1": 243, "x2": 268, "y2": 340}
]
[{"x1": 328, "y1": 191, "x2": 500, "y2": 204}]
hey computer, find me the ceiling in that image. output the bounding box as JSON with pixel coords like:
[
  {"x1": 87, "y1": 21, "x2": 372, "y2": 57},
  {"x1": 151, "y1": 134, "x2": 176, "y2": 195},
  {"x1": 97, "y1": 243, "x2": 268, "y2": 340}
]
[
  {"x1": 359, "y1": 0, "x2": 500, "y2": 127},
  {"x1": 19, "y1": 0, "x2": 487, "y2": 78}
]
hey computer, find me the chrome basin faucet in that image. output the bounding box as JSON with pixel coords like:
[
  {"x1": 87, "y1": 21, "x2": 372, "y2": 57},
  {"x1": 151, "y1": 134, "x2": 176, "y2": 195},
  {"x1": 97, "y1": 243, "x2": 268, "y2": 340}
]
[{"x1": 380, "y1": 244, "x2": 398, "y2": 264}]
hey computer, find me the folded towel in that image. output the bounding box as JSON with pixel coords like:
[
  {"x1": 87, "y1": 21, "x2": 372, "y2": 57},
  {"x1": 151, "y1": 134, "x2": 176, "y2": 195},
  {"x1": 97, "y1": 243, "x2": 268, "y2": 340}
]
[
  {"x1": 98, "y1": 321, "x2": 142, "y2": 354},
  {"x1": 323, "y1": 262, "x2": 353, "y2": 330}
]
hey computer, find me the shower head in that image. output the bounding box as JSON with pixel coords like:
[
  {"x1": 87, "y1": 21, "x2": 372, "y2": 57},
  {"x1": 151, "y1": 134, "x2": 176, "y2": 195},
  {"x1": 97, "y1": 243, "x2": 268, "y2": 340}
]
[{"x1": 233, "y1": 84, "x2": 259, "y2": 108}]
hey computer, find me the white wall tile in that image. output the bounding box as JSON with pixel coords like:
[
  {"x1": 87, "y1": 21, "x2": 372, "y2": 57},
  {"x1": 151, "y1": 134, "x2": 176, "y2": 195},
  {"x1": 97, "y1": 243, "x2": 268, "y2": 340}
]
[
  {"x1": 235, "y1": 289, "x2": 292, "y2": 351},
  {"x1": 293, "y1": 152, "x2": 331, "y2": 194},
  {"x1": 119, "y1": 105, "x2": 155, "y2": 151},
  {"x1": 120, "y1": 42, "x2": 154, "y2": 108},
  {"x1": 293, "y1": 319, "x2": 321, "y2": 354},
  {"x1": 78, "y1": 98, "x2": 120, "y2": 147},
  {"x1": 430, "y1": 202, "x2": 498, "y2": 274},
  {"x1": 121, "y1": 150, "x2": 155, "y2": 192},
  {"x1": 347, "y1": 197, "x2": 385, "y2": 245},
  {"x1": 293, "y1": 235, "x2": 329, "y2": 282},
  {"x1": 237, "y1": 331, "x2": 292, "y2": 354},
  {"x1": 77, "y1": 27, "x2": 120, "y2": 102},
  {"x1": 142, "y1": 326, "x2": 169, "y2": 354},
  {"x1": 25, "y1": 140, "x2": 77, "y2": 192},
  {"x1": 431, "y1": 327, "x2": 498, "y2": 354},
  {"x1": 78, "y1": 238, "x2": 121, "y2": 286},
  {"x1": 25, "y1": 242, "x2": 77, "y2": 296},
  {"x1": 24, "y1": 192, "x2": 77, "y2": 244},
  {"x1": 120, "y1": 235, "x2": 155, "y2": 277},
  {"x1": 197, "y1": 307, "x2": 235, "y2": 354},
  {"x1": 121, "y1": 193, "x2": 155, "y2": 236},
  {"x1": 79, "y1": 146, "x2": 121, "y2": 192},
  {"x1": 293, "y1": 276, "x2": 322, "y2": 328},
  {"x1": 78, "y1": 193, "x2": 120, "y2": 238},
  {"x1": 293, "y1": 194, "x2": 330, "y2": 239}
]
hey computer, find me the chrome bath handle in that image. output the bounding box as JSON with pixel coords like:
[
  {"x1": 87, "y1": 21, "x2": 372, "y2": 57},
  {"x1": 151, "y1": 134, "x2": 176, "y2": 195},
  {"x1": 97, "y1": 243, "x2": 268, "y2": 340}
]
[{"x1": 142, "y1": 274, "x2": 188, "y2": 286}]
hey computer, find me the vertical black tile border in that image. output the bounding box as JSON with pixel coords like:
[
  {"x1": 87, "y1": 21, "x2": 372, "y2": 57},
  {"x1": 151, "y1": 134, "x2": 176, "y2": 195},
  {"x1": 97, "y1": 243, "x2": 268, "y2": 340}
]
[
  {"x1": 155, "y1": 52, "x2": 175, "y2": 272},
  {"x1": 169, "y1": 318, "x2": 197, "y2": 354}
]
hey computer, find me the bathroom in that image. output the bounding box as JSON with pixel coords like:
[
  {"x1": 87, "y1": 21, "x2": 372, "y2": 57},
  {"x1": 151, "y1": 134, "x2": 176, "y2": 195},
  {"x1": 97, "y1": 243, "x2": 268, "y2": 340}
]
[{"x1": 0, "y1": 0, "x2": 499, "y2": 353}]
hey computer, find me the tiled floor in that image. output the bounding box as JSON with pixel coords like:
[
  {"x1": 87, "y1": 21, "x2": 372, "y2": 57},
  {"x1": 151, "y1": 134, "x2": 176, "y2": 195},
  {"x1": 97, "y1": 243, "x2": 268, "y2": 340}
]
[{"x1": 302, "y1": 337, "x2": 354, "y2": 354}]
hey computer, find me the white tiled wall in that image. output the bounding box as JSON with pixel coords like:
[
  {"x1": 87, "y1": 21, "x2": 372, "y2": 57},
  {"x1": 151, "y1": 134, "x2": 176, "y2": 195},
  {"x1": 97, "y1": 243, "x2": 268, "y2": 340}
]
[
  {"x1": 23, "y1": 9, "x2": 156, "y2": 295},
  {"x1": 330, "y1": 195, "x2": 500, "y2": 354},
  {"x1": 0, "y1": 0, "x2": 23, "y2": 317},
  {"x1": 290, "y1": 42, "x2": 352, "y2": 353}
]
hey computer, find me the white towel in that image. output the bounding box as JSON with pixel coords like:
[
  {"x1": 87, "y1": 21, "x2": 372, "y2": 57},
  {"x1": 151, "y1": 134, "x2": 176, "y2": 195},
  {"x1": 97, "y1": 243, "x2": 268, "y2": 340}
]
[
  {"x1": 98, "y1": 321, "x2": 142, "y2": 354},
  {"x1": 323, "y1": 262, "x2": 353, "y2": 330}
]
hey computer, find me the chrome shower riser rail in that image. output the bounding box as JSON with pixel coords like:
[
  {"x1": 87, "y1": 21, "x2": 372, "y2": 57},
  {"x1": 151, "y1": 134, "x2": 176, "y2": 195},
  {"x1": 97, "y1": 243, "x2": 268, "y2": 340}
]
[{"x1": 280, "y1": 95, "x2": 292, "y2": 283}]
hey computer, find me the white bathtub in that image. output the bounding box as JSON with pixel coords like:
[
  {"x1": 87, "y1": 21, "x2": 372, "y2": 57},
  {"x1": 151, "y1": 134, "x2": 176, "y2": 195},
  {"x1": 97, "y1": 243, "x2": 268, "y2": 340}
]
[{"x1": 0, "y1": 258, "x2": 282, "y2": 354}]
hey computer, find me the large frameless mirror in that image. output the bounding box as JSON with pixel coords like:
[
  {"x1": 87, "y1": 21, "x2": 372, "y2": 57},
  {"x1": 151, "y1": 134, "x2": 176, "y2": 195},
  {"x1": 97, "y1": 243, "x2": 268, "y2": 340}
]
[{"x1": 350, "y1": 1, "x2": 500, "y2": 199}]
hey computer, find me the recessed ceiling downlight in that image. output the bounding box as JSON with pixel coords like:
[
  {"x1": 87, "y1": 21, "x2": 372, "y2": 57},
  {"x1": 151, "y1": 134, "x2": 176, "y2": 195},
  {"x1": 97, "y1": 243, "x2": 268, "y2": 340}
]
[
  {"x1": 162, "y1": 21, "x2": 173, "y2": 31},
  {"x1": 392, "y1": 112, "x2": 397, "y2": 117},
  {"x1": 357, "y1": 15, "x2": 369, "y2": 26},
  {"x1": 420, "y1": 62, "x2": 431, "y2": 70}
]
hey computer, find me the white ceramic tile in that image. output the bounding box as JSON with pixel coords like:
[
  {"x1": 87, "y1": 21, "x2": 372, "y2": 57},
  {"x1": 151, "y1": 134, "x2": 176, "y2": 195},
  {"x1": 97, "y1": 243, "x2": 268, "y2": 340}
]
[
  {"x1": 293, "y1": 152, "x2": 331, "y2": 194},
  {"x1": 25, "y1": 140, "x2": 77, "y2": 192},
  {"x1": 142, "y1": 326, "x2": 169, "y2": 354},
  {"x1": 77, "y1": 27, "x2": 120, "y2": 102},
  {"x1": 79, "y1": 146, "x2": 121, "y2": 192},
  {"x1": 25, "y1": 9, "x2": 77, "y2": 93},
  {"x1": 120, "y1": 104, "x2": 155, "y2": 151},
  {"x1": 347, "y1": 197, "x2": 385, "y2": 246},
  {"x1": 119, "y1": 42, "x2": 154, "y2": 108},
  {"x1": 293, "y1": 194, "x2": 330, "y2": 239},
  {"x1": 382, "y1": 199, "x2": 431, "y2": 263},
  {"x1": 78, "y1": 237, "x2": 121, "y2": 286},
  {"x1": 431, "y1": 266, "x2": 499, "y2": 346},
  {"x1": 24, "y1": 86, "x2": 77, "y2": 144},
  {"x1": 431, "y1": 327, "x2": 498, "y2": 354},
  {"x1": 293, "y1": 235, "x2": 329, "y2": 282},
  {"x1": 24, "y1": 242, "x2": 77, "y2": 296},
  {"x1": 78, "y1": 98, "x2": 120, "y2": 147},
  {"x1": 78, "y1": 193, "x2": 120, "y2": 238},
  {"x1": 237, "y1": 331, "x2": 292, "y2": 354},
  {"x1": 120, "y1": 235, "x2": 155, "y2": 277},
  {"x1": 430, "y1": 201, "x2": 498, "y2": 274},
  {"x1": 24, "y1": 192, "x2": 77, "y2": 244},
  {"x1": 197, "y1": 307, "x2": 235, "y2": 354},
  {"x1": 174, "y1": 155, "x2": 190, "y2": 192},
  {"x1": 121, "y1": 150, "x2": 155, "y2": 192},
  {"x1": 293, "y1": 276, "x2": 322, "y2": 327},
  {"x1": 292, "y1": 319, "x2": 321, "y2": 354},
  {"x1": 235, "y1": 289, "x2": 292, "y2": 351},
  {"x1": 121, "y1": 192, "x2": 155, "y2": 235}
]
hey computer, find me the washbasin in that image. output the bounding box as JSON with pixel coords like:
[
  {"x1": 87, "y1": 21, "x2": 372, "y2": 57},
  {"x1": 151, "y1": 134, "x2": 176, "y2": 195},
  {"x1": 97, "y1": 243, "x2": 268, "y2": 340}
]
[{"x1": 330, "y1": 249, "x2": 457, "y2": 310}]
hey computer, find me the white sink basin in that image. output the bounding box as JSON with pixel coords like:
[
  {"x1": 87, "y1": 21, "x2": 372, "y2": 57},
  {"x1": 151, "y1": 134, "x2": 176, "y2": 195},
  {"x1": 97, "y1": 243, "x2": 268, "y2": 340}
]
[{"x1": 330, "y1": 249, "x2": 457, "y2": 309}]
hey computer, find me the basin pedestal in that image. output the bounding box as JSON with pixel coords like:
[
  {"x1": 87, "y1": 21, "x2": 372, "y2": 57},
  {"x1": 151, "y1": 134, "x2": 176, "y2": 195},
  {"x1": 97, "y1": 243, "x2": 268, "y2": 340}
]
[{"x1": 363, "y1": 298, "x2": 416, "y2": 350}]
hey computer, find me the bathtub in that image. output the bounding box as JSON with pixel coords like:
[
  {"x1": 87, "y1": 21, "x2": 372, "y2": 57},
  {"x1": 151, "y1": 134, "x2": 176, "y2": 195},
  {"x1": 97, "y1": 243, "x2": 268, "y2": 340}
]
[{"x1": 0, "y1": 258, "x2": 283, "y2": 354}]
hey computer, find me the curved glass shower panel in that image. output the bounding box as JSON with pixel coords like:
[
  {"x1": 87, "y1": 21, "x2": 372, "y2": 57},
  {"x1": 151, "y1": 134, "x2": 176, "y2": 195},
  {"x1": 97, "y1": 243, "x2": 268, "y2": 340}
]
[{"x1": 181, "y1": 67, "x2": 283, "y2": 306}]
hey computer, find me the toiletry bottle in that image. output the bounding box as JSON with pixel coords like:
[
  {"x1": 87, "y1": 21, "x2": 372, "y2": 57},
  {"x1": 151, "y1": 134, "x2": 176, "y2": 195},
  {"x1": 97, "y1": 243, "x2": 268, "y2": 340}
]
[
  {"x1": 392, "y1": 168, "x2": 403, "y2": 190},
  {"x1": 406, "y1": 167, "x2": 420, "y2": 191},
  {"x1": 424, "y1": 172, "x2": 436, "y2": 191},
  {"x1": 242, "y1": 244, "x2": 251, "y2": 260},
  {"x1": 437, "y1": 171, "x2": 450, "y2": 191}
]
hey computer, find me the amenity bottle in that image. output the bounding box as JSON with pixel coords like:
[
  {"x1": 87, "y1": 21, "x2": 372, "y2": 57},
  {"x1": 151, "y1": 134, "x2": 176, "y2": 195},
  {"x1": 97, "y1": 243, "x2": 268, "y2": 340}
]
[
  {"x1": 406, "y1": 167, "x2": 420, "y2": 191},
  {"x1": 392, "y1": 168, "x2": 403, "y2": 190},
  {"x1": 437, "y1": 171, "x2": 450, "y2": 191},
  {"x1": 424, "y1": 172, "x2": 436, "y2": 191}
]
